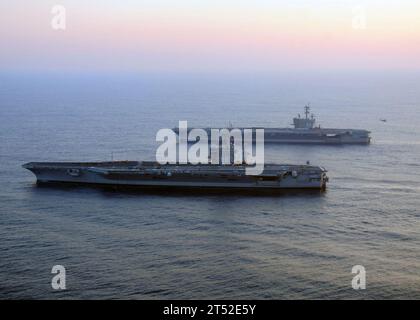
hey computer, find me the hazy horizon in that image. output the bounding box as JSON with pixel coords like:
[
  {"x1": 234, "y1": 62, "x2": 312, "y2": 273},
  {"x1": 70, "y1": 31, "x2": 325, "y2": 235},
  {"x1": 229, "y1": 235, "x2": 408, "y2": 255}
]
[{"x1": 1, "y1": 0, "x2": 420, "y2": 73}]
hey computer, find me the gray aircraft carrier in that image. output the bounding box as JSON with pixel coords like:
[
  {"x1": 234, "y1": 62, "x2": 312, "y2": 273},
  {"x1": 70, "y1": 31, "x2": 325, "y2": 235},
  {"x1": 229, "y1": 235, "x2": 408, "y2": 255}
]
[
  {"x1": 23, "y1": 161, "x2": 328, "y2": 191},
  {"x1": 175, "y1": 105, "x2": 371, "y2": 145}
]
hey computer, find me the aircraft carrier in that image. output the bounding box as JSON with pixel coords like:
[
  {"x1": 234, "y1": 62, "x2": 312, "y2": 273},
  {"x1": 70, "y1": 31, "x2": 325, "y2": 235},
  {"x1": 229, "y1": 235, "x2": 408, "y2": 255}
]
[
  {"x1": 175, "y1": 105, "x2": 371, "y2": 145},
  {"x1": 22, "y1": 161, "x2": 328, "y2": 191}
]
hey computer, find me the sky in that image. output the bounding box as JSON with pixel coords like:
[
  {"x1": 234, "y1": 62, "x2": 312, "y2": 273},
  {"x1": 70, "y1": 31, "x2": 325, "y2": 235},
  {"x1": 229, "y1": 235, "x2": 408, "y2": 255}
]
[{"x1": 1, "y1": 0, "x2": 420, "y2": 73}]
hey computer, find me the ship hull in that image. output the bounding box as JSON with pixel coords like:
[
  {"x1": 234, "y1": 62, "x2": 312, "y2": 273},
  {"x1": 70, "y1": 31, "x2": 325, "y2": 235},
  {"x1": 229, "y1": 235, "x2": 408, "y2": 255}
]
[
  {"x1": 175, "y1": 128, "x2": 371, "y2": 145},
  {"x1": 23, "y1": 161, "x2": 328, "y2": 191},
  {"x1": 262, "y1": 128, "x2": 371, "y2": 144},
  {"x1": 263, "y1": 136, "x2": 371, "y2": 145},
  {"x1": 174, "y1": 105, "x2": 371, "y2": 145}
]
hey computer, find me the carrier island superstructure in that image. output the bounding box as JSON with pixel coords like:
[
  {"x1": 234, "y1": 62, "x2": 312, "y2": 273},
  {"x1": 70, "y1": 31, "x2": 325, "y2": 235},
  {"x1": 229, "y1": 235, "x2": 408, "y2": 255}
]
[{"x1": 175, "y1": 106, "x2": 371, "y2": 145}]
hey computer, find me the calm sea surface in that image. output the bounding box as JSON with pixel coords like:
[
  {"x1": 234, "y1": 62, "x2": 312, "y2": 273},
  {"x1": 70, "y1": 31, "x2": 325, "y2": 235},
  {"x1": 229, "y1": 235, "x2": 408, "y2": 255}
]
[{"x1": 0, "y1": 72, "x2": 419, "y2": 299}]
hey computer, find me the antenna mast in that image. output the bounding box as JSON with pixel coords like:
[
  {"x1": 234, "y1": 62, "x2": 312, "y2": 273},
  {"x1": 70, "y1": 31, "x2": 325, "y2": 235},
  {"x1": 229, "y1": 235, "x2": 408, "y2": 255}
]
[{"x1": 304, "y1": 103, "x2": 310, "y2": 119}]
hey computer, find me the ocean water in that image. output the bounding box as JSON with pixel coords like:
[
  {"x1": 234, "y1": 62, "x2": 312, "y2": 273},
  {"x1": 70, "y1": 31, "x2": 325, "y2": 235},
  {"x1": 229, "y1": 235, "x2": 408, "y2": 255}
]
[{"x1": 0, "y1": 71, "x2": 419, "y2": 299}]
